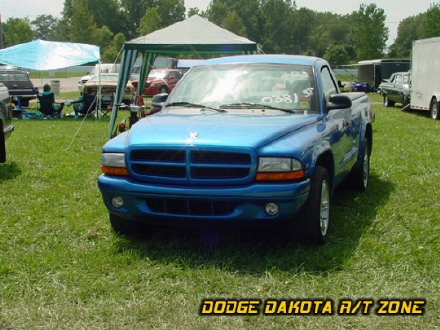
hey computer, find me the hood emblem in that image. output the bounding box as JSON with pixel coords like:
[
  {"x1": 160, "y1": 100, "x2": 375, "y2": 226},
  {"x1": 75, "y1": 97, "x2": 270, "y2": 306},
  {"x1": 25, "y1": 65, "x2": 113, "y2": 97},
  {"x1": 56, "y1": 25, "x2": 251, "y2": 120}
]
[{"x1": 189, "y1": 131, "x2": 199, "y2": 139}]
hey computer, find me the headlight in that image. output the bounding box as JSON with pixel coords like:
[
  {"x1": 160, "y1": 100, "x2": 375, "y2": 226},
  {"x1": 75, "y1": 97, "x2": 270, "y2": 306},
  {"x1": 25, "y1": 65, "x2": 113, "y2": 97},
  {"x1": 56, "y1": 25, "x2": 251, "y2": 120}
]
[
  {"x1": 101, "y1": 153, "x2": 129, "y2": 176},
  {"x1": 256, "y1": 157, "x2": 304, "y2": 181}
]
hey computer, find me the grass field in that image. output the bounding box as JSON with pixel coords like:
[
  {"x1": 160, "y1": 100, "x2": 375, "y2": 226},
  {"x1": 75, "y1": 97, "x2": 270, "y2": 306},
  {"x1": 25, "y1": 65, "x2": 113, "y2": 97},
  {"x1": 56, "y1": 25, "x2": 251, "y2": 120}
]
[{"x1": 0, "y1": 98, "x2": 439, "y2": 330}]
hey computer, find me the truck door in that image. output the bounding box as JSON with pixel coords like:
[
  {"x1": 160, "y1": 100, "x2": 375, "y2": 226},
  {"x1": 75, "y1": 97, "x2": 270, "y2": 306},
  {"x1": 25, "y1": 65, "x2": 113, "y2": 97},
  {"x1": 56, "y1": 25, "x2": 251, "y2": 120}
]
[{"x1": 321, "y1": 66, "x2": 359, "y2": 183}]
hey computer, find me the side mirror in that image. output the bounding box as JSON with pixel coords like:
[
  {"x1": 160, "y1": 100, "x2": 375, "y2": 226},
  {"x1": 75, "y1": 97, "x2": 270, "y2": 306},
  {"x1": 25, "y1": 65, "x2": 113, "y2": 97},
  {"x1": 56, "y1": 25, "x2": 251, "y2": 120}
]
[
  {"x1": 327, "y1": 94, "x2": 352, "y2": 111},
  {"x1": 151, "y1": 93, "x2": 168, "y2": 111}
]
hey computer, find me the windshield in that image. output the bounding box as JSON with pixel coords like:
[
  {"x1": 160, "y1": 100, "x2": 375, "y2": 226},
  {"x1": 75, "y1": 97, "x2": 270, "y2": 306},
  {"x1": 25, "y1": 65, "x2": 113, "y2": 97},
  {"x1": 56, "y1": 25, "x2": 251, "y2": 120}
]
[
  {"x1": 90, "y1": 74, "x2": 119, "y2": 82},
  {"x1": 148, "y1": 70, "x2": 168, "y2": 79},
  {"x1": 0, "y1": 72, "x2": 29, "y2": 82},
  {"x1": 167, "y1": 63, "x2": 317, "y2": 113}
]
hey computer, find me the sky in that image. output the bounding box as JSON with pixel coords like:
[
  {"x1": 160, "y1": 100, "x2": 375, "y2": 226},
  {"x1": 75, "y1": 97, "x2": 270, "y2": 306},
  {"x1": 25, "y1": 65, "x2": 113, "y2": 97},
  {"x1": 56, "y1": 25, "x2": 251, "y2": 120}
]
[{"x1": 1, "y1": 0, "x2": 438, "y2": 45}]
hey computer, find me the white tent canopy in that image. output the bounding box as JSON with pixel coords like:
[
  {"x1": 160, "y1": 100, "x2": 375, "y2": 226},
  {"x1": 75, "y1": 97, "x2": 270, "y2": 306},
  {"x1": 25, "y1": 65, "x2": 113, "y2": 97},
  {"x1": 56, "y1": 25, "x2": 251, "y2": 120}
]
[
  {"x1": 0, "y1": 39, "x2": 100, "y2": 71},
  {"x1": 109, "y1": 15, "x2": 258, "y2": 137}
]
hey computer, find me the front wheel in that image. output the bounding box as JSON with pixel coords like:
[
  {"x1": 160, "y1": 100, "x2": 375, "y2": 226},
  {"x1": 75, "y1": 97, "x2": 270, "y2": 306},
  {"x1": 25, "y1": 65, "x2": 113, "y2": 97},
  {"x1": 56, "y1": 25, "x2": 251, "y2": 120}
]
[
  {"x1": 292, "y1": 166, "x2": 331, "y2": 245},
  {"x1": 0, "y1": 122, "x2": 6, "y2": 163},
  {"x1": 430, "y1": 98, "x2": 439, "y2": 120},
  {"x1": 109, "y1": 213, "x2": 146, "y2": 237}
]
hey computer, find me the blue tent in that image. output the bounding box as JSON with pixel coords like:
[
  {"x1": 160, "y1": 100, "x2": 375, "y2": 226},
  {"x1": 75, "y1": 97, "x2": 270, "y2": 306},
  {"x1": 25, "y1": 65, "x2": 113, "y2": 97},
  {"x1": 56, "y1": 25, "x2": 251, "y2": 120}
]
[{"x1": 0, "y1": 39, "x2": 100, "y2": 71}]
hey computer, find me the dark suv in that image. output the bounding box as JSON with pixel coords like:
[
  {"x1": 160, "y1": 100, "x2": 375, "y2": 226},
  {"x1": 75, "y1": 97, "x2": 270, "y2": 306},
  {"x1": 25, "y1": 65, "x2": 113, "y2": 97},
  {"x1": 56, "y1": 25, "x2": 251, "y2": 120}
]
[
  {"x1": 0, "y1": 83, "x2": 14, "y2": 163},
  {"x1": 0, "y1": 67, "x2": 38, "y2": 107}
]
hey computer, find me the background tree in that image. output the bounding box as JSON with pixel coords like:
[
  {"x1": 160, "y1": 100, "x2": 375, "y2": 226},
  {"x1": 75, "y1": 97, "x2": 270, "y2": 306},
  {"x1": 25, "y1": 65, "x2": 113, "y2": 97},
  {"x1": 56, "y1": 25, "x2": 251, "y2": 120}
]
[
  {"x1": 119, "y1": 0, "x2": 153, "y2": 39},
  {"x1": 387, "y1": 16, "x2": 418, "y2": 58},
  {"x1": 289, "y1": 8, "x2": 316, "y2": 54},
  {"x1": 84, "y1": 0, "x2": 124, "y2": 36},
  {"x1": 138, "y1": 8, "x2": 163, "y2": 35},
  {"x1": 418, "y1": 3, "x2": 440, "y2": 39},
  {"x1": 101, "y1": 32, "x2": 126, "y2": 62},
  {"x1": 259, "y1": 0, "x2": 296, "y2": 53},
  {"x1": 221, "y1": 11, "x2": 247, "y2": 37},
  {"x1": 2, "y1": 18, "x2": 34, "y2": 47},
  {"x1": 351, "y1": 4, "x2": 388, "y2": 60},
  {"x1": 154, "y1": 0, "x2": 185, "y2": 27},
  {"x1": 31, "y1": 15, "x2": 60, "y2": 41},
  {"x1": 388, "y1": 3, "x2": 440, "y2": 58},
  {"x1": 205, "y1": 0, "x2": 263, "y2": 43},
  {"x1": 323, "y1": 44, "x2": 351, "y2": 66},
  {"x1": 187, "y1": 8, "x2": 200, "y2": 17},
  {"x1": 68, "y1": 0, "x2": 99, "y2": 44}
]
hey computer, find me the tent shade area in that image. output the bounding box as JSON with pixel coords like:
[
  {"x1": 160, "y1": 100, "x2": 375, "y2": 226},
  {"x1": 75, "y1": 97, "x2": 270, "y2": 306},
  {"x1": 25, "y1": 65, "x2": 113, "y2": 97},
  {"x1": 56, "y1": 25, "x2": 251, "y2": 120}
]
[
  {"x1": 0, "y1": 39, "x2": 100, "y2": 71},
  {"x1": 110, "y1": 15, "x2": 258, "y2": 137}
]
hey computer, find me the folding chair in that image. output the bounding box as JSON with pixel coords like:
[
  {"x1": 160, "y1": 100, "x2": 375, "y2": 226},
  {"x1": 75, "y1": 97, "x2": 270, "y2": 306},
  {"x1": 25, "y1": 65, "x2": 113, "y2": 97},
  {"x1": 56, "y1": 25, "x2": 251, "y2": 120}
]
[{"x1": 37, "y1": 94, "x2": 64, "y2": 118}]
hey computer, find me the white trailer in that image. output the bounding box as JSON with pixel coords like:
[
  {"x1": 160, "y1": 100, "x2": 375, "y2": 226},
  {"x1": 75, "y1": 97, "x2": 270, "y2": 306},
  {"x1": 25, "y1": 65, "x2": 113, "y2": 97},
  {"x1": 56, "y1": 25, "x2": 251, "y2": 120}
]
[{"x1": 410, "y1": 37, "x2": 440, "y2": 120}]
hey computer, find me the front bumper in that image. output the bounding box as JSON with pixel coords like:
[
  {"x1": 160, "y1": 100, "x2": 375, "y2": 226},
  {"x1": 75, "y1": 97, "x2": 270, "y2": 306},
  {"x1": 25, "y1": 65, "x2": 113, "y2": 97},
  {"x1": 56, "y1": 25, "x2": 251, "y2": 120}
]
[{"x1": 98, "y1": 175, "x2": 310, "y2": 227}]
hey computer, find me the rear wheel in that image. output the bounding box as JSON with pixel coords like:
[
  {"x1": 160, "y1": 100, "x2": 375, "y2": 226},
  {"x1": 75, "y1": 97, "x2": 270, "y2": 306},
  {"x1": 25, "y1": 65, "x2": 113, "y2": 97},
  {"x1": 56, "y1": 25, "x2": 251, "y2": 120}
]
[
  {"x1": 292, "y1": 166, "x2": 331, "y2": 245},
  {"x1": 430, "y1": 98, "x2": 439, "y2": 120},
  {"x1": 384, "y1": 95, "x2": 395, "y2": 107},
  {"x1": 350, "y1": 138, "x2": 370, "y2": 191}
]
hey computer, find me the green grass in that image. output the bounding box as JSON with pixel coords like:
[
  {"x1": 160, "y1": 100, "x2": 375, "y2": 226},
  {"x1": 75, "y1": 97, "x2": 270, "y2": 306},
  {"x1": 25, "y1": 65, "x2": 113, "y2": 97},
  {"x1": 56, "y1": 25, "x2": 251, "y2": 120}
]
[{"x1": 0, "y1": 102, "x2": 439, "y2": 330}]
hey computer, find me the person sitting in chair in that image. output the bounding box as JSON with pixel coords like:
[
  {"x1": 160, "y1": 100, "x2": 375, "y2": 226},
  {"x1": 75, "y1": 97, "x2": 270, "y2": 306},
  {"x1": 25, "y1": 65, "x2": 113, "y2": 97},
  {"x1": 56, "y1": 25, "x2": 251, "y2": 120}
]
[
  {"x1": 38, "y1": 84, "x2": 64, "y2": 118},
  {"x1": 67, "y1": 86, "x2": 97, "y2": 118}
]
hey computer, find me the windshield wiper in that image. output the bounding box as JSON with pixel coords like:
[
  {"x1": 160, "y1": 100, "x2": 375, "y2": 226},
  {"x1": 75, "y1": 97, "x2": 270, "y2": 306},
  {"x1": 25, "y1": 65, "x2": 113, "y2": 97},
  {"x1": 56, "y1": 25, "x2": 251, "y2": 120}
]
[
  {"x1": 219, "y1": 102, "x2": 296, "y2": 113},
  {"x1": 166, "y1": 102, "x2": 226, "y2": 112}
]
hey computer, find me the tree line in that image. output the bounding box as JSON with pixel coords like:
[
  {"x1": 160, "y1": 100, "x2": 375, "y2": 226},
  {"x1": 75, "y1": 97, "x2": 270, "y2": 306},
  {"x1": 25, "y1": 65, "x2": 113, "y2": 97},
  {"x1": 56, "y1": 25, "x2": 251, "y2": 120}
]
[{"x1": 1, "y1": 0, "x2": 439, "y2": 65}]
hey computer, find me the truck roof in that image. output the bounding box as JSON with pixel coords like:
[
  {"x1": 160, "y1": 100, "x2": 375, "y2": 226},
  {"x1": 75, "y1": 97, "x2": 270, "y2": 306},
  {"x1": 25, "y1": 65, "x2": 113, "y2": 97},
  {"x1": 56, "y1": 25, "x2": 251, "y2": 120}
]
[{"x1": 202, "y1": 54, "x2": 321, "y2": 66}]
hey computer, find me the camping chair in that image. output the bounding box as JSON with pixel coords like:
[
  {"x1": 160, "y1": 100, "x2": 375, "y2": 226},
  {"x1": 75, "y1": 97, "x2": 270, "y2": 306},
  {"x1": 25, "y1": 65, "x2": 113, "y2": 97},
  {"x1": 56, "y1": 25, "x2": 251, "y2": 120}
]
[
  {"x1": 73, "y1": 93, "x2": 97, "y2": 117},
  {"x1": 37, "y1": 94, "x2": 64, "y2": 119}
]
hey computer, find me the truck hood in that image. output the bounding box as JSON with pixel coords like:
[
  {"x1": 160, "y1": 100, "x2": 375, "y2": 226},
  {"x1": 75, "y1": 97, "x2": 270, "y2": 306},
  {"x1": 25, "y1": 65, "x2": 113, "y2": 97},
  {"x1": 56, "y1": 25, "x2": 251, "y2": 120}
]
[{"x1": 127, "y1": 109, "x2": 319, "y2": 149}]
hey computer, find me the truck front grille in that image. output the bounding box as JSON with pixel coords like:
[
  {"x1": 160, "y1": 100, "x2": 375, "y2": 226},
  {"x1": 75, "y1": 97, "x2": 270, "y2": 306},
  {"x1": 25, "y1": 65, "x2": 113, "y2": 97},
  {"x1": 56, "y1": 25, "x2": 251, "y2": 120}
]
[
  {"x1": 147, "y1": 198, "x2": 236, "y2": 216},
  {"x1": 130, "y1": 149, "x2": 253, "y2": 184}
]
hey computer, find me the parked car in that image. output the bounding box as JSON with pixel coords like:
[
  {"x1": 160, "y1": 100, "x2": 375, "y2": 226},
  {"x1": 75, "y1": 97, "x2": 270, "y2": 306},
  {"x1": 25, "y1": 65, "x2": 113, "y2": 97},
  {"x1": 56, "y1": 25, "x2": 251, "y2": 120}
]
[
  {"x1": 132, "y1": 69, "x2": 182, "y2": 95},
  {"x1": 0, "y1": 67, "x2": 38, "y2": 107},
  {"x1": 77, "y1": 63, "x2": 120, "y2": 91},
  {"x1": 98, "y1": 55, "x2": 374, "y2": 245},
  {"x1": 378, "y1": 71, "x2": 411, "y2": 107},
  {"x1": 82, "y1": 73, "x2": 135, "y2": 108},
  {"x1": 0, "y1": 83, "x2": 14, "y2": 163}
]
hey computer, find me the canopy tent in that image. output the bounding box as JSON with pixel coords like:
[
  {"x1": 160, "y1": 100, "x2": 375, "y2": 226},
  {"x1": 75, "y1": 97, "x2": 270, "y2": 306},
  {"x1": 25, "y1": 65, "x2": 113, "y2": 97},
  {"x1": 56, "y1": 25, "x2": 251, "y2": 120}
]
[
  {"x1": 109, "y1": 14, "x2": 258, "y2": 137},
  {"x1": 0, "y1": 39, "x2": 100, "y2": 71}
]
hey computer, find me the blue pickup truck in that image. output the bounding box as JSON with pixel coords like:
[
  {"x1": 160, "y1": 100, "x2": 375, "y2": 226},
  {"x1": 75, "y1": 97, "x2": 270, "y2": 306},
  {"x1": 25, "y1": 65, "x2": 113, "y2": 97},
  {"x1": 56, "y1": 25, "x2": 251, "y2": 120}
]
[{"x1": 98, "y1": 55, "x2": 374, "y2": 244}]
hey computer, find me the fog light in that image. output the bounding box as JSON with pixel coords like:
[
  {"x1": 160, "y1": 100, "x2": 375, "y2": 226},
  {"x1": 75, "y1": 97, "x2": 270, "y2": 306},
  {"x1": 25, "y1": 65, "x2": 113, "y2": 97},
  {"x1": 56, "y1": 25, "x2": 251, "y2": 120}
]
[
  {"x1": 111, "y1": 196, "x2": 124, "y2": 208},
  {"x1": 265, "y1": 203, "x2": 279, "y2": 216}
]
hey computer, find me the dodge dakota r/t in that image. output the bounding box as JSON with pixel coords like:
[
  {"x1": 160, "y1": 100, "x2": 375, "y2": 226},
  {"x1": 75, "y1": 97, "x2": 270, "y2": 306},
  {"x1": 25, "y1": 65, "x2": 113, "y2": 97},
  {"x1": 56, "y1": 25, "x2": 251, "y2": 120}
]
[{"x1": 98, "y1": 55, "x2": 374, "y2": 244}]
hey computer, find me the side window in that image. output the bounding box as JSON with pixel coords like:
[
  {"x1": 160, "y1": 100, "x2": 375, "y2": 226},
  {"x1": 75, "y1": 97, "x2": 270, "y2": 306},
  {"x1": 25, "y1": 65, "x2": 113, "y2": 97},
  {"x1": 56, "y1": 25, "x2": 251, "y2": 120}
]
[{"x1": 321, "y1": 66, "x2": 337, "y2": 102}]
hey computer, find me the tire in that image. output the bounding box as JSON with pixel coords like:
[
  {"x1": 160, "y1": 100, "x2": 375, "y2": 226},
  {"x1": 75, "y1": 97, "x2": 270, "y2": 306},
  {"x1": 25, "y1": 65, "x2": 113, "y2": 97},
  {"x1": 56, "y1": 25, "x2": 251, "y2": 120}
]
[
  {"x1": 0, "y1": 122, "x2": 6, "y2": 163},
  {"x1": 383, "y1": 95, "x2": 395, "y2": 107},
  {"x1": 293, "y1": 166, "x2": 331, "y2": 245},
  {"x1": 159, "y1": 86, "x2": 168, "y2": 94},
  {"x1": 350, "y1": 138, "x2": 370, "y2": 192},
  {"x1": 109, "y1": 213, "x2": 145, "y2": 237},
  {"x1": 430, "y1": 98, "x2": 440, "y2": 120}
]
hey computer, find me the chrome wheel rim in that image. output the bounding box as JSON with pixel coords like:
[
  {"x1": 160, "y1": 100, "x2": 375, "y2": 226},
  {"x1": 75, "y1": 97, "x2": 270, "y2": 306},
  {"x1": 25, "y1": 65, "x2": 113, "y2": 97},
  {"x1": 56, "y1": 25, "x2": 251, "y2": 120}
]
[
  {"x1": 362, "y1": 151, "x2": 370, "y2": 188},
  {"x1": 320, "y1": 180, "x2": 330, "y2": 236},
  {"x1": 432, "y1": 102, "x2": 438, "y2": 119}
]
